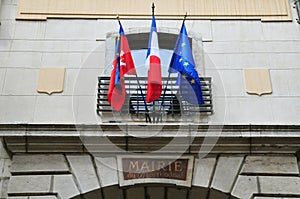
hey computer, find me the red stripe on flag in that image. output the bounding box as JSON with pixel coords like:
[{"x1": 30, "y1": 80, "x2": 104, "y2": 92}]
[{"x1": 146, "y1": 55, "x2": 162, "y2": 103}]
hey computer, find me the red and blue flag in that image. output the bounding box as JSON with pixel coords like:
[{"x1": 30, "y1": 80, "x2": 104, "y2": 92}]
[
  {"x1": 107, "y1": 23, "x2": 136, "y2": 111},
  {"x1": 145, "y1": 14, "x2": 162, "y2": 103}
]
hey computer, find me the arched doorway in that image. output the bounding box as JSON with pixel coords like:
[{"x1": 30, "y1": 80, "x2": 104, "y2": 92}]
[{"x1": 70, "y1": 184, "x2": 238, "y2": 199}]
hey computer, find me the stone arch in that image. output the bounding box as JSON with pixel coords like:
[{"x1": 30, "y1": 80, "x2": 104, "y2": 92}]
[
  {"x1": 70, "y1": 184, "x2": 238, "y2": 199},
  {"x1": 7, "y1": 154, "x2": 300, "y2": 199},
  {"x1": 103, "y1": 27, "x2": 204, "y2": 76}
]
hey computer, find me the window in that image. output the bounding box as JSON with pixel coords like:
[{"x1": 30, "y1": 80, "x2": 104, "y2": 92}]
[
  {"x1": 98, "y1": 30, "x2": 212, "y2": 123},
  {"x1": 131, "y1": 49, "x2": 177, "y2": 77}
]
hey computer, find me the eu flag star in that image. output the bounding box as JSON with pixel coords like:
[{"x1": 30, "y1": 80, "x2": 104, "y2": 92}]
[
  {"x1": 190, "y1": 79, "x2": 195, "y2": 84},
  {"x1": 181, "y1": 42, "x2": 186, "y2": 47},
  {"x1": 179, "y1": 58, "x2": 183, "y2": 62},
  {"x1": 182, "y1": 75, "x2": 187, "y2": 79},
  {"x1": 183, "y1": 62, "x2": 189, "y2": 66}
]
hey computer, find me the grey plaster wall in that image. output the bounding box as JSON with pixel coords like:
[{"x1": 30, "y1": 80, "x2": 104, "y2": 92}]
[{"x1": 0, "y1": 0, "x2": 299, "y2": 125}]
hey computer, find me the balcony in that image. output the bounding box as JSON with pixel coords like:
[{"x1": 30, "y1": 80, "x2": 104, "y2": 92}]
[{"x1": 97, "y1": 76, "x2": 213, "y2": 123}]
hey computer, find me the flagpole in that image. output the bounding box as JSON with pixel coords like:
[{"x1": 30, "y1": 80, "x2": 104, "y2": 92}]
[
  {"x1": 159, "y1": 12, "x2": 188, "y2": 119},
  {"x1": 116, "y1": 15, "x2": 152, "y2": 123},
  {"x1": 152, "y1": 2, "x2": 155, "y2": 15}
]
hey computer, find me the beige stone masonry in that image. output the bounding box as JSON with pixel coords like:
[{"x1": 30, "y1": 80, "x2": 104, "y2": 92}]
[{"x1": 16, "y1": 0, "x2": 292, "y2": 21}]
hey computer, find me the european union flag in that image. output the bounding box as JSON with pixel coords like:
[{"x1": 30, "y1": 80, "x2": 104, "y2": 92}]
[{"x1": 169, "y1": 21, "x2": 204, "y2": 105}]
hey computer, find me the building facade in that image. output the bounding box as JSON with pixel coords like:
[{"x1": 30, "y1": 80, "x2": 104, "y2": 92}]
[{"x1": 0, "y1": 0, "x2": 300, "y2": 198}]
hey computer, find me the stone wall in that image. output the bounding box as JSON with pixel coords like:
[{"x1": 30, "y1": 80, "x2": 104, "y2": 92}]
[
  {"x1": 0, "y1": 0, "x2": 299, "y2": 125},
  {"x1": 0, "y1": 139, "x2": 11, "y2": 199},
  {"x1": 5, "y1": 153, "x2": 300, "y2": 199}
]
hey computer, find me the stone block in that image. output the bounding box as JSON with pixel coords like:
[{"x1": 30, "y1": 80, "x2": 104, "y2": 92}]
[
  {"x1": 270, "y1": 69, "x2": 300, "y2": 96},
  {"x1": 67, "y1": 41, "x2": 100, "y2": 53},
  {"x1": 206, "y1": 69, "x2": 245, "y2": 97},
  {"x1": 33, "y1": 96, "x2": 75, "y2": 124},
  {"x1": 205, "y1": 53, "x2": 270, "y2": 70},
  {"x1": 70, "y1": 68, "x2": 99, "y2": 95},
  {"x1": 14, "y1": 21, "x2": 46, "y2": 40},
  {"x1": 1, "y1": 159, "x2": 11, "y2": 177},
  {"x1": 0, "y1": 40, "x2": 11, "y2": 51},
  {"x1": 94, "y1": 157, "x2": 118, "y2": 187},
  {"x1": 41, "y1": 53, "x2": 83, "y2": 69},
  {"x1": 53, "y1": 175, "x2": 80, "y2": 199},
  {"x1": 0, "y1": 69, "x2": 6, "y2": 95},
  {"x1": 7, "y1": 175, "x2": 51, "y2": 194},
  {"x1": 0, "y1": 96, "x2": 36, "y2": 123},
  {"x1": 262, "y1": 22, "x2": 300, "y2": 41},
  {"x1": 271, "y1": 98, "x2": 300, "y2": 124},
  {"x1": 66, "y1": 155, "x2": 100, "y2": 193},
  {"x1": 12, "y1": 155, "x2": 69, "y2": 174},
  {"x1": 73, "y1": 96, "x2": 99, "y2": 124},
  {"x1": 269, "y1": 53, "x2": 300, "y2": 70},
  {"x1": 209, "y1": 97, "x2": 231, "y2": 125},
  {"x1": 203, "y1": 41, "x2": 300, "y2": 54},
  {"x1": 187, "y1": 20, "x2": 212, "y2": 41},
  {"x1": 2, "y1": 68, "x2": 39, "y2": 95},
  {"x1": 231, "y1": 176, "x2": 258, "y2": 199},
  {"x1": 4, "y1": 52, "x2": 43, "y2": 68},
  {"x1": 81, "y1": 52, "x2": 105, "y2": 69},
  {"x1": 0, "y1": 179, "x2": 9, "y2": 198},
  {"x1": 29, "y1": 197, "x2": 57, "y2": 199},
  {"x1": 11, "y1": 40, "x2": 70, "y2": 53},
  {"x1": 45, "y1": 20, "x2": 97, "y2": 40},
  {"x1": 211, "y1": 156, "x2": 244, "y2": 193},
  {"x1": 7, "y1": 197, "x2": 28, "y2": 199},
  {"x1": 0, "y1": 4, "x2": 17, "y2": 20},
  {"x1": 241, "y1": 155, "x2": 299, "y2": 175},
  {"x1": 259, "y1": 176, "x2": 300, "y2": 195},
  {"x1": 212, "y1": 20, "x2": 263, "y2": 41},
  {"x1": 192, "y1": 157, "x2": 216, "y2": 187},
  {"x1": 226, "y1": 97, "x2": 274, "y2": 125},
  {"x1": 96, "y1": 20, "x2": 124, "y2": 40},
  {"x1": 0, "y1": 20, "x2": 15, "y2": 39},
  {"x1": 0, "y1": 139, "x2": 9, "y2": 159}
]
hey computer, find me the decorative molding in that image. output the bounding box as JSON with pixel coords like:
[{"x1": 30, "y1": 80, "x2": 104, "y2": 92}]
[{"x1": 1, "y1": 124, "x2": 300, "y2": 154}]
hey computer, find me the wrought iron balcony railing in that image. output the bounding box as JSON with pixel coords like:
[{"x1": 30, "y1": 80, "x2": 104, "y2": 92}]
[{"x1": 97, "y1": 76, "x2": 212, "y2": 122}]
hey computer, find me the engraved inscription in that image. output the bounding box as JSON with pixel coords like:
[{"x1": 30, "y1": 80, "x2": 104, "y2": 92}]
[{"x1": 122, "y1": 158, "x2": 189, "y2": 181}]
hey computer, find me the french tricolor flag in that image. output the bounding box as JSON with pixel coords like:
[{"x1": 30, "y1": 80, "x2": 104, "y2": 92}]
[{"x1": 145, "y1": 14, "x2": 162, "y2": 103}]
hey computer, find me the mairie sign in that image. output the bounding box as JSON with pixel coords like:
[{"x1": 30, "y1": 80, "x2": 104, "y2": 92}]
[{"x1": 117, "y1": 155, "x2": 194, "y2": 187}]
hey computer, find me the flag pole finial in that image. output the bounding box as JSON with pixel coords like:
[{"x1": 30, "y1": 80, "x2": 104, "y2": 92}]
[
  {"x1": 184, "y1": 12, "x2": 188, "y2": 21},
  {"x1": 152, "y1": 2, "x2": 155, "y2": 15},
  {"x1": 116, "y1": 14, "x2": 121, "y2": 25}
]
